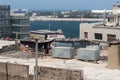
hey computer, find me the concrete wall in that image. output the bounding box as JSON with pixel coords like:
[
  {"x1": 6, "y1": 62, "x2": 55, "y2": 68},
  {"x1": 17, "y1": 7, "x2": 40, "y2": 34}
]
[
  {"x1": 0, "y1": 62, "x2": 84, "y2": 80},
  {"x1": 7, "y1": 63, "x2": 29, "y2": 78},
  {"x1": 80, "y1": 22, "x2": 120, "y2": 42},
  {"x1": 38, "y1": 66, "x2": 83, "y2": 80},
  {"x1": 108, "y1": 45, "x2": 120, "y2": 69},
  {"x1": 0, "y1": 62, "x2": 6, "y2": 74},
  {"x1": 0, "y1": 62, "x2": 33, "y2": 80}
]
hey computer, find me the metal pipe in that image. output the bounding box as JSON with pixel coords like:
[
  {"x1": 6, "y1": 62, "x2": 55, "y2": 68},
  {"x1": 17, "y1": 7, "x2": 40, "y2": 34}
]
[
  {"x1": 103, "y1": 9, "x2": 106, "y2": 26},
  {"x1": 35, "y1": 38, "x2": 38, "y2": 80}
]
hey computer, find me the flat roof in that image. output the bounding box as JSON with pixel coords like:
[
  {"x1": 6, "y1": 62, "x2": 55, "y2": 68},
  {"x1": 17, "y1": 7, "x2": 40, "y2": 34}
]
[
  {"x1": 92, "y1": 23, "x2": 120, "y2": 29},
  {"x1": 0, "y1": 40, "x2": 15, "y2": 49},
  {"x1": 0, "y1": 50, "x2": 120, "y2": 80}
]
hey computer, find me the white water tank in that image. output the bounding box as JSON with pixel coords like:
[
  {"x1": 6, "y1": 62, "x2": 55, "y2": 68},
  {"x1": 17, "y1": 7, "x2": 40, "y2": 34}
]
[
  {"x1": 77, "y1": 48, "x2": 100, "y2": 61},
  {"x1": 52, "y1": 47, "x2": 74, "y2": 59}
]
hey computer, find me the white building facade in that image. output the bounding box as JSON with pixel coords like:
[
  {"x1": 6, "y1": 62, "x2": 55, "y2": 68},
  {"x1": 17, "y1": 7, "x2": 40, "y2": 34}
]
[
  {"x1": 80, "y1": 3, "x2": 120, "y2": 42},
  {"x1": 80, "y1": 23, "x2": 120, "y2": 42}
]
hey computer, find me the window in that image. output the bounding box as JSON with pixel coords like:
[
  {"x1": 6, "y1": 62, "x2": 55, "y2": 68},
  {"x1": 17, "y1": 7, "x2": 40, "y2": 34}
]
[
  {"x1": 107, "y1": 34, "x2": 116, "y2": 42},
  {"x1": 84, "y1": 32, "x2": 88, "y2": 39},
  {"x1": 94, "y1": 33, "x2": 102, "y2": 40}
]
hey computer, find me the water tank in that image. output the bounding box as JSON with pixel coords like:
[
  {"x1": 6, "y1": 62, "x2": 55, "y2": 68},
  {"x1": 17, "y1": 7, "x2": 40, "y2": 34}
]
[
  {"x1": 54, "y1": 42, "x2": 73, "y2": 47},
  {"x1": 52, "y1": 47, "x2": 74, "y2": 59},
  {"x1": 77, "y1": 48, "x2": 100, "y2": 61},
  {"x1": 86, "y1": 45, "x2": 100, "y2": 50}
]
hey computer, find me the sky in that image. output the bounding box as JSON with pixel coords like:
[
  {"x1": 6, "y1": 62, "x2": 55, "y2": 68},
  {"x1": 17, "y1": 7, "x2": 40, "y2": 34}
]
[{"x1": 0, "y1": 0, "x2": 119, "y2": 10}]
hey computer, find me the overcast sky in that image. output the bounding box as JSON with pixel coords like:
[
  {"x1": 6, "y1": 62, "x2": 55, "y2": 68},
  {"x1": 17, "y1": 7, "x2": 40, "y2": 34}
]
[{"x1": 0, "y1": 0, "x2": 119, "y2": 10}]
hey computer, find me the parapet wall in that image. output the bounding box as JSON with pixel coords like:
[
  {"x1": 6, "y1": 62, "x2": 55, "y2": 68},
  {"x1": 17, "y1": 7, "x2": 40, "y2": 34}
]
[
  {"x1": 0, "y1": 62, "x2": 84, "y2": 80},
  {"x1": 38, "y1": 66, "x2": 83, "y2": 80},
  {"x1": 0, "y1": 62, "x2": 33, "y2": 80}
]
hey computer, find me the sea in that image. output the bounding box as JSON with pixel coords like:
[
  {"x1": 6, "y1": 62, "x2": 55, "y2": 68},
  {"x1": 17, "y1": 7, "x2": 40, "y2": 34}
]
[{"x1": 30, "y1": 21, "x2": 95, "y2": 38}]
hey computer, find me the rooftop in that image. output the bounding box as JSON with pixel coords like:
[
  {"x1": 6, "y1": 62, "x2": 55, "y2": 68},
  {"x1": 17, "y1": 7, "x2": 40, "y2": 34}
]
[
  {"x1": 0, "y1": 50, "x2": 120, "y2": 80},
  {"x1": 93, "y1": 25, "x2": 120, "y2": 29},
  {"x1": 0, "y1": 40, "x2": 15, "y2": 49},
  {"x1": 88, "y1": 22, "x2": 120, "y2": 29}
]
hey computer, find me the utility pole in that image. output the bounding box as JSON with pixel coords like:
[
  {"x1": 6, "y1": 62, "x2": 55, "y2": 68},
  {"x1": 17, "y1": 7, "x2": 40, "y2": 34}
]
[
  {"x1": 15, "y1": 32, "x2": 18, "y2": 52},
  {"x1": 6, "y1": 63, "x2": 8, "y2": 80},
  {"x1": 35, "y1": 38, "x2": 38, "y2": 80}
]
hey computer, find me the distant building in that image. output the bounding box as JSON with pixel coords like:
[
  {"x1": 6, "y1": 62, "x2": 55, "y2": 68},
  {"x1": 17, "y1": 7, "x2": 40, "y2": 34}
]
[
  {"x1": 91, "y1": 10, "x2": 112, "y2": 13},
  {"x1": 10, "y1": 9, "x2": 30, "y2": 39},
  {"x1": 80, "y1": 3, "x2": 120, "y2": 42},
  {"x1": 0, "y1": 6, "x2": 30, "y2": 39},
  {"x1": 0, "y1": 5, "x2": 11, "y2": 38},
  {"x1": 112, "y1": 3, "x2": 120, "y2": 14},
  {"x1": 63, "y1": 15, "x2": 69, "y2": 18},
  {"x1": 11, "y1": 9, "x2": 28, "y2": 16},
  {"x1": 61, "y1": 11, "x2": 70, "y2": 14}
]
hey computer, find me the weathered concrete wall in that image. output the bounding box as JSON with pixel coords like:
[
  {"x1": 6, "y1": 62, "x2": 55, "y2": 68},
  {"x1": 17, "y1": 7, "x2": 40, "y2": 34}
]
[
  {"x1": 0, "y1": 73, "x2": 7, "y2": 80},
  {"x1": 108, "y1": 45, "x2": 120, "y2": 69},
  {"x1": 0, "y1": 62, "x2": 33, "y2": 80},
  {"x1": 0, "y1": 62, "x2": 6, "y2": 73},
  {"x1": 7, "y1": 63, "x2": 29, "y2": 78},
  {"x1": 0, "y1": 62, "x2": 84, "y2": 80},
  {"x1": 38, "y1": 66, "x2": 83, "y2": 80}
]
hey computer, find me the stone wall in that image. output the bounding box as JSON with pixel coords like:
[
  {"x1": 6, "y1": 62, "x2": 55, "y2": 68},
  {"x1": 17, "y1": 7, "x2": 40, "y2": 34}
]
[{"x1": 38, "y1": 66, "x2": 83, "y2": 80}]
